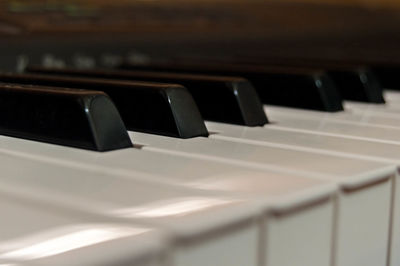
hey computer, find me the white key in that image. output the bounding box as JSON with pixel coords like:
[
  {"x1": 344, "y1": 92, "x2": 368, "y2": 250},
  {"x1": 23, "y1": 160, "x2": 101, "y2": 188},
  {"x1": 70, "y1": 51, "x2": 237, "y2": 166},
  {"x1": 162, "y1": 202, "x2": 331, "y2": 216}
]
[
  {"x1": 0, "y1": 192, "x2": 167, "y2": 266},
  {"x1": 344, "y1": 101, "x2": 400, "y2": 117},
  {"x1": 0, "y1": 144, "x2": 336, "y2": 266},
  {"x1": 206, "y1": 121, "x2": 400, "y2": 163},
  {"x1": 266, "y1": 107, "x2": 400, "y2": 143},
  {"x1": 264, "y1": 105, "x2": 400, "y2": 127},
  {"x1": 384, "y1": 90, "x2": 400, "y2": 104}
]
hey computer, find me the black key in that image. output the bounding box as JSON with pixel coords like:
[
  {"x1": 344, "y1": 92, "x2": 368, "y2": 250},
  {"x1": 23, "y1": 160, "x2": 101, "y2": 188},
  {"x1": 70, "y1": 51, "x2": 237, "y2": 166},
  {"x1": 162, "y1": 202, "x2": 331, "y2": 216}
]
[
  {"x1": 0, "y1": 72, "x2": 208, "y2": 139},
  {"x1": 224, "y1": 57, "x2": 385, "y2": 103},
  {"x1": 26, "y1": 67, "x2": 268, "y2": 126},
  {"x1": 327, "y1": 68, "x2": 384, "y2": 103},
  {"x1": 0, "y1": 83, "x2": 132, "y2": 151},
  {"x1": 118, "y1": 61, "x2": 344, "y2": 112},
  {"x1": 371, "y1": 65, "x2": 400, "y2": 90},
  {"x1": 232, "y1": 56, "x2": 399, "y2": 92}
]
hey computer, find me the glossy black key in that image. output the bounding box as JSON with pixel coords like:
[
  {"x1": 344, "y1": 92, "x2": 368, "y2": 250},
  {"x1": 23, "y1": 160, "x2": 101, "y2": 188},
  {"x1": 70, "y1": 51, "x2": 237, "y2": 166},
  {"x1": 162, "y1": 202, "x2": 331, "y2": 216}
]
[
  {"x1": 225, "y1": 57, "x2": 385, "y2": 103},
  {"x1": 0, "y1": 83, "x2": 132, "y2": 151},
  {"x1": 371, "y1": 65, "x2": 400, "y2": 90},
  {"x1": 25, "y1": 67, "x2": 268, "y2": 126},
  {"x1": 327, "y1": 68, "x2": 384, "y2": 103},
  {"x1": 0, "y1": 72, "x2": 208, "y2": 139},
  {"x1": 118, "y1": 61, "x2": 344, "y2": 112}
]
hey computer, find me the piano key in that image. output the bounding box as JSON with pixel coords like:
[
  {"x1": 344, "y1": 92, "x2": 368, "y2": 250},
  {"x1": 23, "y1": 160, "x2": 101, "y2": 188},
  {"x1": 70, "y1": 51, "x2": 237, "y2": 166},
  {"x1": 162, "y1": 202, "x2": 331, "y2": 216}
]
[
  {"x1": 0, "y1": 72, "x2": 208, "y2": 139},
  {"x1": 314, "y1": 67, "x2": 384, "y2": 103},
  {"x1": 205, "y1": 120, "x2": 400, "y2": 162},
  {"x1": 22, "y1": 68, "x2": 268, "y2": 126},
  {"x1": 266, "y1": 59, "x2": 400, "y2": 94},
  {"x1": 265, "y1": 106, "x2": 400, "y2": 140},
  {"x1": 263, "y1": 105, "x2": 400, "y2": 128},
  {"x1": 343, "y1": 101, "x2": 400, "y2": 117},
  {"x1": 371, "y1": 64, "x2": 400, "y2": 90},
  {"x1": 29, "y1": 63, "x2": 344, "y2": 112},
  {"x1": 0, "y1": 192, "x2": 168, "y2": 266},
  {"x1": 0, "y1": 146, "x2": 337, "y2": 266},
  {"x1": 384, "y1": 90, "x2": 400, "y2": 103},
  {"x1": 383, "y1": 91, "x2": 400, "y2": 111},
  {"x1": 0, "y1": 83, "x2": 132, "y2": 151}
]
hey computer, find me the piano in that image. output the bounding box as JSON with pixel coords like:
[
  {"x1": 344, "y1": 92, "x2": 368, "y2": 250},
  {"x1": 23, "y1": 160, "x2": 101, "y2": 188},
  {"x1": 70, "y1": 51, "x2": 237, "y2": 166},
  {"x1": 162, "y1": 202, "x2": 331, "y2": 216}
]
[{"x1": 1, "y1": 1, "x2": 400, "y2": 266}]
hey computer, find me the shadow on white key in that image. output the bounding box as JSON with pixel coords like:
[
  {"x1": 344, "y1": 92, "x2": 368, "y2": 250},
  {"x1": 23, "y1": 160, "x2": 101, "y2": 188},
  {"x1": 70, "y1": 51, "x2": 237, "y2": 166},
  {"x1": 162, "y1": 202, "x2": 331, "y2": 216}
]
[
  {"x1": 0, "y1": 192, "x2": 168, "y2": 266},
  {"x1": 0, "y1": 148, "x2": 337, "y2": 266}
]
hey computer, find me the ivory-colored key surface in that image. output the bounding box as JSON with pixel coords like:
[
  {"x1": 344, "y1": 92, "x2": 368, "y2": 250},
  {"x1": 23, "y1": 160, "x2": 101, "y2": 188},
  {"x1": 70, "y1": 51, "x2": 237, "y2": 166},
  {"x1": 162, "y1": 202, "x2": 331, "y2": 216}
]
[
  {"x1": 206, "y1": 120, "x2": 400, "y2": 266},
  {"x1": 130, "y1": 131, "x2": 395, "y2": 266},
  {"x1": 0, "y1": 140, "x2": 337, "y2": 266},
  {"x1": 217, "y1": 103, "x2": 400, "y2": 266},
  {"x1": 0, "y1": 192, "x2": 168, "y2": 266},
  {"x1": 385, "y1": 91, "x2": 400, "y2": 104},
  {"x1": 264, "y1": 105, "x2": 400, "y2": 127},
  {"x1": 0, "y1": 119, "x2": 394, "y2": 266},
  {"x1": 265, "y1": 106, "x2": 400, "y2": 143},
  {"x1": 344, "y1": 101, "x2": 400, "y2": 114}
]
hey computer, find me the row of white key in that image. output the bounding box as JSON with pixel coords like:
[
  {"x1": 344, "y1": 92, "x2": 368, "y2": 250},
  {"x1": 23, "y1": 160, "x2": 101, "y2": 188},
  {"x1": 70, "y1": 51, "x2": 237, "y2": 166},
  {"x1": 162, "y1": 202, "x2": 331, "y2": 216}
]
[{"x1": 132, "y1": 129, "x2": 396, "y2": 266}]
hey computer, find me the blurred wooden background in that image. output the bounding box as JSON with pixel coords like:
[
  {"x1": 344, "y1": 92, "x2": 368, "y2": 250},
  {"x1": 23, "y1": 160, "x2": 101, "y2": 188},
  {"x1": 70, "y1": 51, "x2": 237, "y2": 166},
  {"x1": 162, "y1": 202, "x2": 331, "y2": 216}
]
[{"x1": 0, "y1": 0, "x2": 399, "y2": 65}]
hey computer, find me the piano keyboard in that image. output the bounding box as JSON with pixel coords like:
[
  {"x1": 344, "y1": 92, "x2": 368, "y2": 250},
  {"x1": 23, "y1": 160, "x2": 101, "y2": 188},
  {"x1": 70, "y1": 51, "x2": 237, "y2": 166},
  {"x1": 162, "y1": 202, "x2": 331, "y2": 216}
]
[{"x1": 2, "y1": 49, "x2": 400, "y2": 266}]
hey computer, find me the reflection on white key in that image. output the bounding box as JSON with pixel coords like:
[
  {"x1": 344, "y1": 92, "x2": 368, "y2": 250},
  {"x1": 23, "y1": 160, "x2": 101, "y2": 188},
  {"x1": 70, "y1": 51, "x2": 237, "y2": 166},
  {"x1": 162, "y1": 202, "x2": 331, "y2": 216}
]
[
  {"x1": 0, "y1": 225, "x2": 150, "y2": 260},
  {"x1": 110, "y1": 197, "x2": 232, "y2": 218},
  {"x1": 0, "y1": 193, "x2": 167, "y2": 266}
]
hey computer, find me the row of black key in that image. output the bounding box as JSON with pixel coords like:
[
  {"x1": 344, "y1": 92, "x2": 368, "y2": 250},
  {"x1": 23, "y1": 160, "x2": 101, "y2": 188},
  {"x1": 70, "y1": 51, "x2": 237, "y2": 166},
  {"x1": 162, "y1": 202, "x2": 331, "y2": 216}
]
[{"x1": 0, "y1": 57, "x2": 390, "y2": 152}]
